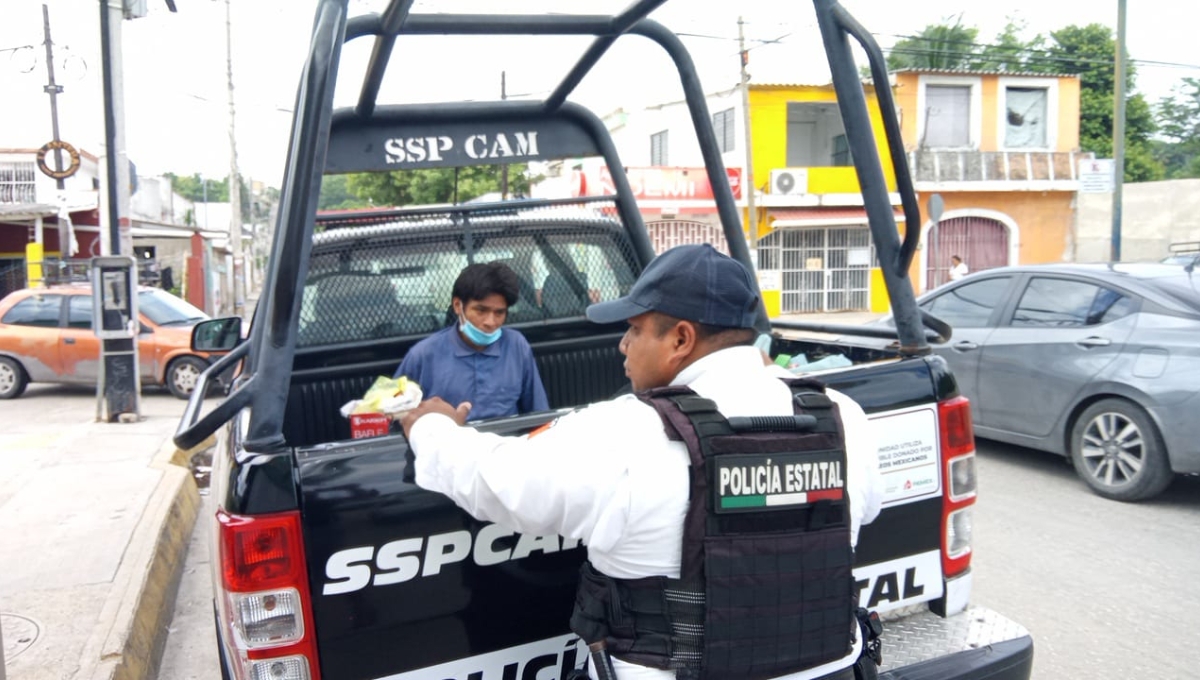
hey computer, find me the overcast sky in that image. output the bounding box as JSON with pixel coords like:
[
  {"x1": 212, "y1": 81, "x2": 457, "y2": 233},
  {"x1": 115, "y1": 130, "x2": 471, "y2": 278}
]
[{"x1": 2, "y1": 0, "x2": 1195, "y2": 187}]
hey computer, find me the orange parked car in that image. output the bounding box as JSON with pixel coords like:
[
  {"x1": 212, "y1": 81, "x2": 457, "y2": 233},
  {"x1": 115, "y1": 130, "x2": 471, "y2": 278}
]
[{"x1": 0, "y1": 285, "x2": 224, "y2": 399}]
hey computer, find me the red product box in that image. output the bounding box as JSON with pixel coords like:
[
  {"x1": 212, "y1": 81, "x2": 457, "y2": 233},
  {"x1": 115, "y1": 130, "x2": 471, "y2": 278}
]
[{"x1": 350, "y1": 412, "x2": 391, "y2": 439}]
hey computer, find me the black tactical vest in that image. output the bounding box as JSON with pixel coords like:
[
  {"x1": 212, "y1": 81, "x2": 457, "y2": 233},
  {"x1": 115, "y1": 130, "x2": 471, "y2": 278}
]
[{"x1": 570, "y1": 378, "x2": 857, "y2": 680}]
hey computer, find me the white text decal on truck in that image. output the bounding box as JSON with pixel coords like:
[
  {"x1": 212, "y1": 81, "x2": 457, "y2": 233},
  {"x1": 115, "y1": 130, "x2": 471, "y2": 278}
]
[
  {"x1": 376, "y1": 634, "x2": 583, "y2": 680},
  {"x1": 384, "y1": 131, "x2": 540, "y2": 165},
  {"x1": 322, "y1": 524, "x2": 581, "y2": 595},
  {"x1": 853, "y1": 550, "x2": 943, "y2": 612},
  {"x1": 868, "y1": 405, "x2": 942, "y2": 506}
]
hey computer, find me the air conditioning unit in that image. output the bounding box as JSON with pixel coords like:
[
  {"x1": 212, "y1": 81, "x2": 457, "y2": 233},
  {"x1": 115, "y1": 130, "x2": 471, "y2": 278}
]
[{"x1": 771, "y1": 168, "x2": 809, "y2": 196}]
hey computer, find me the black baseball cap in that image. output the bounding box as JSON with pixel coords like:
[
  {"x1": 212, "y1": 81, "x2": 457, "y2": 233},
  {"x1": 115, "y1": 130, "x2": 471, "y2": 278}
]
[{"x1": 586, "y1": 244, "x2": 760, "y2": 328}]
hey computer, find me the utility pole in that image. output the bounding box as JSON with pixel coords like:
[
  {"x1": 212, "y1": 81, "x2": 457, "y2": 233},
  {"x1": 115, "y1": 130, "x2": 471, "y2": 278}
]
[
  {"x1": 1110, "y1": 0, "x2": 1127, "y2": 262},
  {"x1": 738, "y1": 17, "x2": 758, "y2": 250},
  {"x1": 225, "y1": 0, "x2": 244, "y2": 315},
  {"x1": 500, "y1": 70, "x2": 509, "y2": 199},
  {"x1": 41, "y1": 4, "x2": 65, "y2": 192},
  {"x1": 42, "y1": 4, "x2": 75, "y2": 261},
  {"x1": 97, "y1": 0, "x2": 140, "y2": 422},
  {"x1": 98, "y1": 0, "x2": 132, "y2": 258}
]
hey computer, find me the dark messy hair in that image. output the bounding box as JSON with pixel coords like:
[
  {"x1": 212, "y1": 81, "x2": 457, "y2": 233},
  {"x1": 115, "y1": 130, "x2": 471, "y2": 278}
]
[
  {"x1": 651, "y1": 313, "x2": 757, "y2": 349},
  {"x1": 452, "y1": 262, "x2": 520, "y2": 307}
]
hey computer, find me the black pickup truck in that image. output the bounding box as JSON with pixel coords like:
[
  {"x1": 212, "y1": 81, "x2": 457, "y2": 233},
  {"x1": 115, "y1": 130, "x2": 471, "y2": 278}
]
[{"x1": 176, "y1": 2, "x2": 1034, "y2": 680}]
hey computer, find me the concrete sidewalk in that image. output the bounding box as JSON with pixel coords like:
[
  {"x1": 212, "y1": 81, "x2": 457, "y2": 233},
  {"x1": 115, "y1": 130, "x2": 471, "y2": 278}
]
[{"x1": 0, "y1": 391, "x2": 206, "y2": 680}]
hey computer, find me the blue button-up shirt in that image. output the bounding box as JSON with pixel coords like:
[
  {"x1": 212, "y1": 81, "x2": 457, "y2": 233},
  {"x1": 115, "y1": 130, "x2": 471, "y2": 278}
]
[{"x1": 394, "y1": 325, "x2": 549, "y2": 420}]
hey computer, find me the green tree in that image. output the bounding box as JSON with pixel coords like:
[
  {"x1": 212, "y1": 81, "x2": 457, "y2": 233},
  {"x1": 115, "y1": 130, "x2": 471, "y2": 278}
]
[
  {"x1": 886, "y1": 15, "x2": 979, "y2": 71},
  {"x1": 975, "y1": 19, "x2": 1045, "y2": 72},
  {"x1": 1035, "y1": 24, "x2": 1163, "y2": 182},
  {"x1": 317, "y1": 174, "x2": 372, "y2": 210},
  {"x1": 165, "y1": 172, "x2": 229, "y2": 203},
  {"x1": 343, "y1": 164, "x2": 539, "y2": 207},
  {"x1": 165, "y1": 172, "x2": 258, "y2": 221},
  {"x1": 1153, "y1": 77, "x2": 1200, "y2": 178}
]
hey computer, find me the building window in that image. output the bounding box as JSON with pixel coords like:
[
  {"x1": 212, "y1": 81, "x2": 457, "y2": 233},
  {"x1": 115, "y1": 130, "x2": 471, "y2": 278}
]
[
  {"x1": 0, "y1": 162, "x2": 37, "y2": 203},
  {"x1": 831, "y1": 134, "x2": 851, "y2": 166},
  {"x1": 785, "y1": 102, "x2": 846, "y2": 167},
  {"x1": 923, "y1": 85, "x2": 971, "y2": 148},
  {"x1": 712, "y1": 108, "x2": 736, "y2": 152},
  {"x1": 650, "y1": 130, "x2": 669, "y2": 166},
  {"x1": 1004, "y1": 87, "x2": 1048, "y2": 148}
]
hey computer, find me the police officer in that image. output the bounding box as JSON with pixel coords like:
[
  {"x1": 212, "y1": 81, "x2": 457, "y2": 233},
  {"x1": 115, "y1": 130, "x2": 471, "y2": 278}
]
[{"x1": 401, "y1": 244, "x2": 884, "y2": 680}]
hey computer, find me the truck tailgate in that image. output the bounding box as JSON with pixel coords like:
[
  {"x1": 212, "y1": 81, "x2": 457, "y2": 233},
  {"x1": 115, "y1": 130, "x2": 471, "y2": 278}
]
[{"x1": 881, "y1": 607, "x2": 1033, "y2": 679}]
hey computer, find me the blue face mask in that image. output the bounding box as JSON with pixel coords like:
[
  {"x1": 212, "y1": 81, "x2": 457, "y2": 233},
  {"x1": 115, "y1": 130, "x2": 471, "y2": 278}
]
[{"x1": 460, "y1": 317, "x2": 503, "y2": 346}]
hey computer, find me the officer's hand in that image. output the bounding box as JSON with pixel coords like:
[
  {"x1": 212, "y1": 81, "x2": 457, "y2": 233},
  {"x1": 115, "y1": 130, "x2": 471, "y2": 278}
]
[{"x1": 400, "y1": 397, "x2": 472, "y2": 438}]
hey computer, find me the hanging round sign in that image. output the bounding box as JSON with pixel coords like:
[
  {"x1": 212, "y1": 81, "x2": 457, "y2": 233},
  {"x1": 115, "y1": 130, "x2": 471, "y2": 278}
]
[{"x1": 36, "y1": 140, "x2": 82, "y2": 180}]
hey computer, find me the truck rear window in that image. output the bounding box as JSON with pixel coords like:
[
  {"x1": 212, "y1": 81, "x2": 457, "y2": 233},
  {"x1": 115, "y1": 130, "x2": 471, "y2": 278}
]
[{"x1": 297, "y1": 208, "x2": 639, "y2": 348}]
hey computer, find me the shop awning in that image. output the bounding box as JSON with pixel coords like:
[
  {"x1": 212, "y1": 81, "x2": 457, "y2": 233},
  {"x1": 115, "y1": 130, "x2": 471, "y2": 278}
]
[
  {"x1": 0, "y1": 203, "x2": 59, "y2": 222},
  {"x1": 769, "y1": 207, "x2": 907, "y2": 228}
]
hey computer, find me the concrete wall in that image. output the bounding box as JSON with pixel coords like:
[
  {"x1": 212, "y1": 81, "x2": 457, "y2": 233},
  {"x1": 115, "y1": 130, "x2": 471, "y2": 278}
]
[
  {"x1": 1074, "y1": 179, "x2": 1200, "y2": 263},
  {"x1": 130, "y1": 177, "x2": 194, "y2": 225}
]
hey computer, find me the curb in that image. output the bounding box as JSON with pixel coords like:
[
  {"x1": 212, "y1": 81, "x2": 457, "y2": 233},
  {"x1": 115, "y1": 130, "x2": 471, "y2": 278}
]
[{"x1": 76, "y1": 437, "x2": 209, "y2": 680}]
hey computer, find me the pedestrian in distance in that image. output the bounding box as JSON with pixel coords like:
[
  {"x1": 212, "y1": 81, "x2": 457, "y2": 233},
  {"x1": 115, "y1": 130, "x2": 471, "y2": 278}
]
[
  {"x1": 400, "y1": 243, "x2": 884, "y2": 680},
  {"x1": 949, "y1": 255, "x2": 969, "y2": 282}
]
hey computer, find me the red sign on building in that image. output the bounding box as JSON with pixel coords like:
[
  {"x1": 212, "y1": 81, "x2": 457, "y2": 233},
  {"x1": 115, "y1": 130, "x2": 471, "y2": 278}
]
[{"x1": 580, "y1": 166, "x2": 742, "y2": 201}]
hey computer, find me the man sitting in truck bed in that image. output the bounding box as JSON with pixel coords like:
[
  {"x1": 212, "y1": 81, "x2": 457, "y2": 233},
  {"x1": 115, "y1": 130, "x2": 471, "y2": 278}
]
[
  {"x1": 401, "y1": 244, "x2": 883, "y2": 680},
  {"x1": 393, "y1": 261, "x2": 549, "y2": 420}
]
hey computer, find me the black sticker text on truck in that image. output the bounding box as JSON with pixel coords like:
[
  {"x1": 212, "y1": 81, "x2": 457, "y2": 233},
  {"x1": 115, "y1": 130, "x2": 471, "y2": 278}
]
[{"x1": 852, "y1": 550, "x2": 943, "y2": 612}]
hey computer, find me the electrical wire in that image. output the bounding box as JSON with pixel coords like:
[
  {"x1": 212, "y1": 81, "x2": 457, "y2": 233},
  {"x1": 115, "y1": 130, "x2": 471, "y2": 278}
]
[{"x1": 876, "y1": 32, "x2": 1200, "y2": 71}]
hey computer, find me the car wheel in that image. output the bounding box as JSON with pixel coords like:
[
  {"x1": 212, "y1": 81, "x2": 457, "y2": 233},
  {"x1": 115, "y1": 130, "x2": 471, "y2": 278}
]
[
  {"x1": 1069, "y1": 398, "x2": 1173, "y2": 502},
  {"x1": 0, "y1": 357, "x2": 28, "y2": 399},
  {"x1": 166, "y1": 356, "x2": 208, "y2": 400}
]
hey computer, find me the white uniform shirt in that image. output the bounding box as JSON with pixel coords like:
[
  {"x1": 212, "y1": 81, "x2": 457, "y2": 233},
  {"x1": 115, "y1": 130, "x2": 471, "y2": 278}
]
[
  {"x1": 410, "y1": 345, "x2": 883, "y2": 680},
  {"x1": 949, "y1": 262, "x2": 969, "y2": 281}
]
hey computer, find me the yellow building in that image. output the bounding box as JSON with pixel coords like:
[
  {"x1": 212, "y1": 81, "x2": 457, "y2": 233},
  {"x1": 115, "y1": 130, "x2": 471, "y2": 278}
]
[
  {"x1": 747, "y1": 83, "x2": 904, "y2": 314},
  {"x1": 890, "y1": 69, "x2": 1084, "y2": 291},
  {"x1": 746, "y1": 70, "x2": 1084, "y2": 311}
]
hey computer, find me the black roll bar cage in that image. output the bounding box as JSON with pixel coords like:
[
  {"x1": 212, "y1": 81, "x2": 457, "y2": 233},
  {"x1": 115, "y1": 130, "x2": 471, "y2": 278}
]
[{"x1": 175, "y1": 0, "x2": 934, "y2": 453}]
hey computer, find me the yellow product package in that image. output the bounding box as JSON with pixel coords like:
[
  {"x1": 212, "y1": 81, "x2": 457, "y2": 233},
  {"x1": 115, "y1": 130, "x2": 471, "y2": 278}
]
[{"x1": 343, "y1": 375, "x2": 424, "y2": 417}]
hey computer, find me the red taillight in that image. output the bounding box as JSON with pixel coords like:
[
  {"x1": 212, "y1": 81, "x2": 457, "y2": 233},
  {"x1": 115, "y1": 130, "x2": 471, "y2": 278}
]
[
  {"x1": 220, "y1": 512, "x2": 304, "y2": 591},
  {"x1": 938, "y1": 397, "x2": 976, "y2": 578},
  {"x1": 940, "y1": 395, "x2": 975, "y2": 458},
  {"x1": 216, "y1": 509, "x2": 321, "y2": 680}
]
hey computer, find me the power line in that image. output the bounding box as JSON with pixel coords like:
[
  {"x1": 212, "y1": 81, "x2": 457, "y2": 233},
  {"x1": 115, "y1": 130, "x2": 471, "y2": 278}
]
[
  {"x1": 883, "y1": 46, "x2": 1200, "y2": 73},
  {"x1": 876, "y1": 32, "x2": 1200, "y2": 71},
  {"x1": 677, "y1": 30, "x2": 793, "y2": 48}
]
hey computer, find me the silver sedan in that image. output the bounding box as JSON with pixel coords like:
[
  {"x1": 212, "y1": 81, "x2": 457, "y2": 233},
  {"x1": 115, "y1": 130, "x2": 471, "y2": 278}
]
[{"x1": 912, "y1": 263, "x2": 1200, "y2": 501}]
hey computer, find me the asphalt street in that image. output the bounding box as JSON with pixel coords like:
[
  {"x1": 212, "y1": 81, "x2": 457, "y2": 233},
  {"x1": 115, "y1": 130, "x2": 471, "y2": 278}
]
[
  {"x1": 970, "y1": 439, "x2": 1200, "y2": 680},
  {"x1": 2, "y1": 382, "x2": 184, "y2": 421}
]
